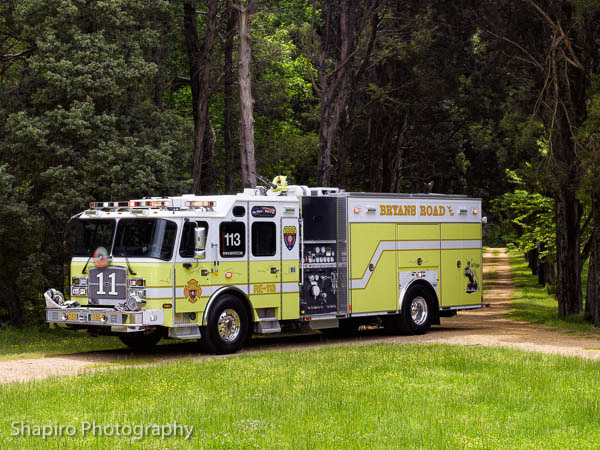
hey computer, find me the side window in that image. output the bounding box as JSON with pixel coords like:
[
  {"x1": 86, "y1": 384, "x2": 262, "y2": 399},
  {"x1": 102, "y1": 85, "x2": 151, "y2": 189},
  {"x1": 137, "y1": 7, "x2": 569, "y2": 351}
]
[
  {"x1": 179, "y1": 221, "x2": 209, "y2": 258},
  {"x1": 252, "y1": 222, "x2": 276, "y2": 257},
  {"x1": 220, "y1": 222, "x2": 245, "y2": 258}
]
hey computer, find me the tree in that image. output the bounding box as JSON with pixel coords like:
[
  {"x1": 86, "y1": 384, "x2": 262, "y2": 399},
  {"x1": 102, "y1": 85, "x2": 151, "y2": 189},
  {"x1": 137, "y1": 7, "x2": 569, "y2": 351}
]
[
  {"x1": 307, "y1": 0, "x2": 379, "y2": 187},
  {"x1": 0, "y1": 0, "x2": 191, "y2": 326},
  {"x1": 183, "y1": 0, "x2": 219, "y2": 195},
  {"x1": 223, "y1": 1, "x2": 237, "y2": 193},
  {"x1": 520, "y1": 0, "x2": 599, "y2": 317},
  {"x1": 231, "y1": 0, "x2": 258, "y2": 188}
]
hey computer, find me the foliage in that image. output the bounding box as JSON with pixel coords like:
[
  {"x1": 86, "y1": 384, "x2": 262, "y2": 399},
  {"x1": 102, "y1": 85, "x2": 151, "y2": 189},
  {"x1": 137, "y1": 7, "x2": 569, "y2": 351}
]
[{"x1": 492, "y1": 171, "x2": 555, "y2": 261}]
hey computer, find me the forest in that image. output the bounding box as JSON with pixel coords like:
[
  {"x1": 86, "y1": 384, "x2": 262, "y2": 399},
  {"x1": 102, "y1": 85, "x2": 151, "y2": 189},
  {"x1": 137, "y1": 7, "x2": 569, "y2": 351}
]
[{"x1": 0, "y1": 0, "x2": 599, "y2": 328}]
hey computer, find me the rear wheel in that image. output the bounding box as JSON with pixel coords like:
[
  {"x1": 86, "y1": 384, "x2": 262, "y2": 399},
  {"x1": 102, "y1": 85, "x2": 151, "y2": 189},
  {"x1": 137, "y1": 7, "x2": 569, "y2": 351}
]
[
  {"x1": 201, "y1": 295, "x2": 249, "y2": 354},
  {"x1": 118, "y1": 329, "x2": 163, "y2": 350},
  {"x1": 385, "y1": 285, "x2": 433, "y2": 335}
]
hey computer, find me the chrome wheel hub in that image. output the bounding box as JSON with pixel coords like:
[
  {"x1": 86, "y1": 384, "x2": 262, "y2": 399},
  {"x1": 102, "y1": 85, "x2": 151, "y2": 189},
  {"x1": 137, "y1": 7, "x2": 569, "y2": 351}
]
[
  {"x1": 217, "y1": 309, "x2": 241, "y2": 342},
  {"x1": 410, "y1": 296, "x2": 428, "y2": 326}
]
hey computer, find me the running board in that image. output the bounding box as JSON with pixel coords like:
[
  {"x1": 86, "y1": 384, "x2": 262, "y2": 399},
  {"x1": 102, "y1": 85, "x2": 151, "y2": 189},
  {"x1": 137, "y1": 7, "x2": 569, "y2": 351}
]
[{"x1": 168, "y1": 325, "x2": 201, "y2": 339}]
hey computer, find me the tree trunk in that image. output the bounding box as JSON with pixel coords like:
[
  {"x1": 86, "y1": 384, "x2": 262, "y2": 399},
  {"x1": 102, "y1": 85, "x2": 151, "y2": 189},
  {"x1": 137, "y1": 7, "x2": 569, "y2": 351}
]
[
  {"x1": 384, "y1": 113, "x2": 409, "y2": 193},
  {"x1": 527, "y1": 248, "x2": 539, "y2": 275},
  {"x1": 538, "y1": 258, "x2": 555, "y2": 287},
  {"x1": 318, "y1": 72, "x2": 350, "y2": 186},
  {"x1": 586, "y1": 248, "x2": 596, "y2": 323},
  {"x1": 555, "y1": 189, "x2": 582, "y2": 316},
  {"x1": 183, "y1": 0, "x2": 218, "y2": 195},
  {"x1": 201, "y1": 120, "x2": 217, "y2": 194},
  {"x1": 4, "y1": 287, "x2": 25, "y2": 328},
  {"x1": 233, "y1": 0, "x2": 258, "y2": 188},
  {"x1": 337, "y1": 106, "x2": 350, "y2": 189},
  {"x1": 223, "y1": 3, "x2": 236, "y2": 193},
  {"x1": 586, "y1": 188, "x2": 600, "y2": 327}
]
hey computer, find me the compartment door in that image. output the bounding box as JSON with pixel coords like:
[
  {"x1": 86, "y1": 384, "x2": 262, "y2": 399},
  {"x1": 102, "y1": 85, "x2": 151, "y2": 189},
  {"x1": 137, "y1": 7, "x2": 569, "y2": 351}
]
[
  {"x1": 248, "y1": 203, "x2": 282, "y2": 316},
  {"x1": 440, "y1": 223, "x2": 482, "y2": 307},
  {"x1": 281, "y1": 217, "x2": 300, "y2": 319}
]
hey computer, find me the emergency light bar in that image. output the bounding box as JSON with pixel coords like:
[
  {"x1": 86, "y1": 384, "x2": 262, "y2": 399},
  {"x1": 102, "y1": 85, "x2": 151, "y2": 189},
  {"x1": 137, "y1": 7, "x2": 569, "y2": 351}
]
[{"x1": 89, "y1": 201, "x2": 129, "y2": 208}]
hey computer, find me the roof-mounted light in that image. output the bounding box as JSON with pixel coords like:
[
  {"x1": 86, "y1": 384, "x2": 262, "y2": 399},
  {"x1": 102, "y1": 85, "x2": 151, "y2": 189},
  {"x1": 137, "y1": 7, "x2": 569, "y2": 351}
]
[
  {"x1": 185, "y1": 200, "x2": 215, "y2": 208},
  {"x1": 145, "y1": 200, "x2": 169, "y2": 207}
]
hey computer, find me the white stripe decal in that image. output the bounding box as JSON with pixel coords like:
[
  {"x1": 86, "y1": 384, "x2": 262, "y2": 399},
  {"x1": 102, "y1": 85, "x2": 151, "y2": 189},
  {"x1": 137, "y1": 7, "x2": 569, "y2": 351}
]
[
  {"x1": 441, "y1": 240, "x2": 482, "y2": 249},
  {"x1": 157, "y1": 282, "x2": 298, "y2": 300},
  {"x1": 146, "y1": 287, "x2": 173, "y2": 299},
  {"x1": 350, "y1": 239, "x2": 481, "y2": 290}
]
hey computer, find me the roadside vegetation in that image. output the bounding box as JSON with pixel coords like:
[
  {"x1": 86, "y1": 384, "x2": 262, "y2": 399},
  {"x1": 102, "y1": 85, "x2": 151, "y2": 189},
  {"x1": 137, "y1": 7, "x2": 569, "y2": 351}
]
[
  {"x1": 508, "y1": 251, "x2": 598, "y2": 335},
  {"x1": 1, "y1": 343, "x2": 599, "y2": 450}
]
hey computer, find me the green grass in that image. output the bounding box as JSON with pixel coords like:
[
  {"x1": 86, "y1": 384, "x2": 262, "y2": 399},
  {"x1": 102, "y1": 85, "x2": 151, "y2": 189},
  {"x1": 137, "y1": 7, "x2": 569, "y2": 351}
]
[
  {"x1": 1, "y1": 343, "x2": 599, "y2": 449},
  {"x1": 508, "y1": 251, "x2": 599, "y2": 334},
  {"x1": 0, "y1": 325, "x2": 127, "y2": 360}
]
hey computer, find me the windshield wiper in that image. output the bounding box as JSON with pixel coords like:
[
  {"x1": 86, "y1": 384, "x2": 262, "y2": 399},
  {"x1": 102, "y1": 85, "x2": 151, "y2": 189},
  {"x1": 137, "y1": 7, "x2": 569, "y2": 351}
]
[
  {"x1": 119, "y1": 242, "x2": 137, "y2": 276},
  {"x1": 82, "y1": 253, "x2": 93, "y2": 274}
]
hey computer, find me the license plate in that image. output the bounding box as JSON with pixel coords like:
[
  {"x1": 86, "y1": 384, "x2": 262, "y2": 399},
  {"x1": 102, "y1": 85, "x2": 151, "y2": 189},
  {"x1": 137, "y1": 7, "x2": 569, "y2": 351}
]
[{"x1": 89, "y1": 313, "x2": 105, "y2": 322}]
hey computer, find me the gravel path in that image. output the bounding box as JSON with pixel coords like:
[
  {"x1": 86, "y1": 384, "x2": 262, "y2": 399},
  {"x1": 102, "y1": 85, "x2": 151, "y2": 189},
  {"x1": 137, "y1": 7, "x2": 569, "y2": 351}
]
[{"x1": 2, "y1": 248, "x2": 600, "y2": 384}]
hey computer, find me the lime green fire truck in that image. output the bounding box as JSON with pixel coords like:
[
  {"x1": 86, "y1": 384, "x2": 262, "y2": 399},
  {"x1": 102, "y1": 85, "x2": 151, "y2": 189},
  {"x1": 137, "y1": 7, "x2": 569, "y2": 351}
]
[{"x1": 45, "y1": 177, "x2": 484, "y2": 354}]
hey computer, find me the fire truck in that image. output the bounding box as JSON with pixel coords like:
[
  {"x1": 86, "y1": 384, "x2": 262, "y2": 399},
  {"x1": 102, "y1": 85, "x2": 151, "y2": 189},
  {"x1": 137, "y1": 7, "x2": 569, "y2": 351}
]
[{"x1": 45, "y1": 176, "x2": 484, "y2": 354}]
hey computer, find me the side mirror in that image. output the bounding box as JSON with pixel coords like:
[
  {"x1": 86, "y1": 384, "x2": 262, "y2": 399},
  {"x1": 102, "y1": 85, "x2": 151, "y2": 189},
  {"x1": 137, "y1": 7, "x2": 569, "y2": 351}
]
[{"x1": 194, "y1": 226, "x2": 207, "y2": 260}]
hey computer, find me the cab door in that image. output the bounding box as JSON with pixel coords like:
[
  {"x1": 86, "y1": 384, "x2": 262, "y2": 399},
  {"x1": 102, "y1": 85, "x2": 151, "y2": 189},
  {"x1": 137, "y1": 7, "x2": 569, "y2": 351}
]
[
  {"x1": 248, "y1": 203, "x2": 281, "y2": 316},
  {"x1": 174, "y1": 219, "x2": 213, "y2": 313}
]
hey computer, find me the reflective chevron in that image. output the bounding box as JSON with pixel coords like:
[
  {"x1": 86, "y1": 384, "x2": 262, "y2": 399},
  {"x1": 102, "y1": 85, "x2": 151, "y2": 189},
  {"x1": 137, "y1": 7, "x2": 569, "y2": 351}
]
[{"x1": 350, "y1": 239, "x2": 482, "y2": 290}]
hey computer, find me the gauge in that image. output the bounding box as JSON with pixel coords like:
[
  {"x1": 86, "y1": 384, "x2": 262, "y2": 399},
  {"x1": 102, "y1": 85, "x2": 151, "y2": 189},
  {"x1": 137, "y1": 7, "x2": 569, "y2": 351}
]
[{"x1": 315, "y1": 247, "x2": 321, "y2": 254}]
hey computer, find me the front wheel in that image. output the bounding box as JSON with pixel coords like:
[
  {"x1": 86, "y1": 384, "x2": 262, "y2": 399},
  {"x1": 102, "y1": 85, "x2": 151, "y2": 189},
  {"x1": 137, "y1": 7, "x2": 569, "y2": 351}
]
[{"x1": 201, "y1": 295, "x2": 249, "y2": 354}]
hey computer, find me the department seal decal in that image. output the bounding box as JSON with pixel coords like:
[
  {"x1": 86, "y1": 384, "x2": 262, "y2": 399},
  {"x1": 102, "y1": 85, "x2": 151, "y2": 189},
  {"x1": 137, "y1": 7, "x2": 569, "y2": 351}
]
[
  {"x1": 283, "y1": 225, "x2": 297, "y2": 251},
  {"x1": 184, "y1": 279, "x2": 201, "y2": 303}
]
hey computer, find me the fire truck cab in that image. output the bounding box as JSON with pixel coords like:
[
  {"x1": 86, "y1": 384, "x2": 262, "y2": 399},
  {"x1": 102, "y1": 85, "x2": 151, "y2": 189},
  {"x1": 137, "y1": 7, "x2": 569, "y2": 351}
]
[{"x1": 45, "y1": 177, "x2": 484, "y2": 354}]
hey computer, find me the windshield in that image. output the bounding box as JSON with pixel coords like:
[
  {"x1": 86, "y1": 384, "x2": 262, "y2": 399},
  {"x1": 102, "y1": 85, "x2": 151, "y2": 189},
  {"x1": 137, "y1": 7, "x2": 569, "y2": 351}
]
[
  {"x1": 72, "y1": 219, "x2": 116, "y2": 257},
  {"x1": 113, "y1": 219, "x2": 177, "y2": 261}
]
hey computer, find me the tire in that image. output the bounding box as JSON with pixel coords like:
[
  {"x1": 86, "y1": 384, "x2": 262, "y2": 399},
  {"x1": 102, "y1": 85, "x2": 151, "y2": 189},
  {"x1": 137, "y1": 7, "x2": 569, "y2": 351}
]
[
  {"x1": 385, "y1": 285, "x2": 433, "y2": 335},
  {"x1": 201, "y1": 295, "x2": 249, "y2": 354},
  {"x1": 118, "y1": 329, "x2": 163, "y2": 350}
]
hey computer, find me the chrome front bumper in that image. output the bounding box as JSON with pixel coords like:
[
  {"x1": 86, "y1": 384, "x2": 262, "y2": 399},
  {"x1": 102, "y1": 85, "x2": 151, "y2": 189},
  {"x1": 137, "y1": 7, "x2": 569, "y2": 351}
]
[{"x1": 46, "y1": 308, "x2": 165, "y2": 332}]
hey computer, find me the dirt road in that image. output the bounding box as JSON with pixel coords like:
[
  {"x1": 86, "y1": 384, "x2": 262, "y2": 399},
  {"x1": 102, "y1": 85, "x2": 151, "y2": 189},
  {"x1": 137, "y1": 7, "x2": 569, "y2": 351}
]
[{"x1": 2, "y1": 248, "x2": 600, "y2": 384}]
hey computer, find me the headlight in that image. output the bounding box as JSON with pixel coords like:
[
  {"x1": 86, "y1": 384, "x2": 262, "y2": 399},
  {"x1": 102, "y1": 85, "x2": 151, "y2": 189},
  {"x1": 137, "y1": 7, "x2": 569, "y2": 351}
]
[
  {"x1": 128, "y1": 288, "x2": 145, "y2": 298},
  {"x1": 125, "y1": 296, "x2": 146, "y2": 311}
]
